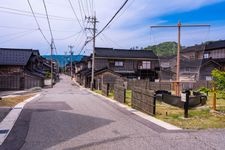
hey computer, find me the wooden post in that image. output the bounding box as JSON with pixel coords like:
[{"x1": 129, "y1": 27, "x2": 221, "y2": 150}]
[{"x1": 212, "y1": 86, "x2": 216, "y2": 111}]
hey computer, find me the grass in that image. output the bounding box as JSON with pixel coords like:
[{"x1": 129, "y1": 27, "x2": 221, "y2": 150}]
[
  {"x1": 94, "y1": 90, "x2": 102, "y2": 95},
  {"x1": 0, "y1": 94, "x2": 35, "y2": 107},
  {"x1": 125, "y1": 90, "x2": 132, "y2": 106},
  {"x1": 156, "y1": 93, "x2": 225, "y2": 129},
  {"x1": 207, "y1": 92, "x2": 225, "y2": 111},
  {"x1": 94, "y1": 88, "x2": 225, "y2": 129},
  {"x1": 94, "y1": 89, "x2": 131, "y2": 106},
  {"x1": 93, "y1": 90, "x2": 114, "y2": 99}
]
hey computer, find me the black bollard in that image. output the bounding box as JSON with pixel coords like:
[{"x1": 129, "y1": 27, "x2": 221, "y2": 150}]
[
  {"x1": 184, "y1": 90, "x2": 190, "y2": 118},
  {"x1": 181, "y1": 90, "x2": 190, "y2": 118}
]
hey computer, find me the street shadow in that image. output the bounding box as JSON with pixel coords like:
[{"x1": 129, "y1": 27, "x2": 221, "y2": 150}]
[
  {"x1": 0, "y1": 102, "x2": 114, "y2": 150},
  {"x1": 64, "y1": 136, "x2": 129, "y2": 150},
  {"x1": 0, "y1": 107, "x2": 11, "y2": 122}
]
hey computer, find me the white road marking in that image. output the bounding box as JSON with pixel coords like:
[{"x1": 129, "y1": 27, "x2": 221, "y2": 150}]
[{"x1": 0, "y1": 94, "x2": 40, "y2": 145}]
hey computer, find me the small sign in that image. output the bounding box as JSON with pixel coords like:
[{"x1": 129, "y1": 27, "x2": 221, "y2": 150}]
[{"x1": 181, "y1": 93, "x2": 186, "y2": 102}]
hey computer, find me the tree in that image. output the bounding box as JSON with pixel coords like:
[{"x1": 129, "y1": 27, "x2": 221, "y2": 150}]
[
  {"x1": 144, "y1": 41, "x2": 178, "y2": 56},
  {"x1": 211, "y1": 69, "x2": 225, "y2": 90}
]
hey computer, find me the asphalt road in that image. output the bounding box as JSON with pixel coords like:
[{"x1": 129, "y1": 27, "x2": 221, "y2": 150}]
[{"x1": 1, "y1": 75, "x2": 225, "y2": 150}]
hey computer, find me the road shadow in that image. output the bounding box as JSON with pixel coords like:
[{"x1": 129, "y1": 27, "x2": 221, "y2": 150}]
[
  {"x1": 64, "y1": 136, "x2": 129, "y2": 150},
  {"x1": 0, "y1": 102, "x2": 114, "y2": 150}
]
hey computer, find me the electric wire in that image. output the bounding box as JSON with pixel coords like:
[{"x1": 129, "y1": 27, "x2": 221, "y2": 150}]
[
  {"x1": 68, "y1": 0, "x2": 85, "y2": 32},
  {"x1": 95, "y1": 0, "x2": 129, "y2": 37},
  {"x1": 0, "y1": 30, "x2": 37, "y2": 45},
  {"x1": 55, "y1": 30, "x2": 83, "y2": 41},
  {"x1": 0, "y1": 30, "x2": 37, "y2": 38},
  {"x1": 42, "y1": 0, "x2": 57, "y2": 54},
  {"x1": 27, "y1": 0, "x2": 50, "y2": 45},
  {"x1": 0, "y1": 6, "x2": 75, "y2": 21},
  {"x1": 86, "y1": 0, "x2": 129, "y2": 44},
  {"x1": 77, "y1": 0, "x2": 86, "y2": 28},
  {"x1": 101, "y1": 33, "x2": 123, "y2": 48}
]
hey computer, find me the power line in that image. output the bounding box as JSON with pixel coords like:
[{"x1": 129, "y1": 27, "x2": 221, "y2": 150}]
[
  {"x1": 55, "y1": 30, "x2": 82, "y2": 41},
  {"x1": 0, "y1": 30, "x2": 37, "y2": 38},
  {"x1": 0, "y1": 6, "x2": 75, "y2": 21},
  {"x1": 27, "y1": 0, "x2": 50, "y2": 45},
  {"x1": 79, "y1": 0, "x2": 87, "y2": 18},
  {"x1": 0, "y1": 30, "x2": 37, "y2": 45},
  {"x1": 0, "y1": 9, "x2": 75, "y2": 22},
  {"x1": 0, "y1": 25, "x2": 79, "y2": 33},
  {"x1": 101, "y1": 33, "x2": 123, "y2": 48},
  {"x1": 77, "y1": 0, "x2": 86, "y2": 28},
  {"x1": 42, "y1": 0, "x2": 57, "y2": 54},
  {"x1": 110, "y1": 0, "x2": 135, "y2": 27},
  {"x1": 86, "y1": 0, "x2": 128, "y2": 44},
  {"x1": 96, "y1": 0, "x2": 128, "y2": 37},
  {"x1": 68, "y1": 0, "x2": 85, "y2": 32},
  {"x1": 0, "y1": 25, "x2": 36, "y2": 31}
]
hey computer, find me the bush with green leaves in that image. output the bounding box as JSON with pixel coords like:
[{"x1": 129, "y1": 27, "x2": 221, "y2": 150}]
[
  {"x1": 211, "y1": 69, "x2": 225, "y2": 99},
  {"x1": 211, "y1": 69, "x2": 225, "y2": 90},
  {"x1": 197, "y1": 87, "x2": 210, "y2": 95},
  {"x1": 45, "y1": 71, "x2": 51, "y2": 79}
]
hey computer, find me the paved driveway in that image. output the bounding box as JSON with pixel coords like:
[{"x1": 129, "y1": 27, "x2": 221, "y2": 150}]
[{"x1": 1, "y1": 75, "x2": 225, "y2": 150}]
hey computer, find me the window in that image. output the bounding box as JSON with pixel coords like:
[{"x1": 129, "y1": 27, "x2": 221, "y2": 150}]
[
  {"x1": 115, "y1": 61, "x2": 123, "y2": 67},
  {"x1": 206, "y1": 76, "x2": 212, "y2": 81},
  {"x1": 141, "y1": 61, "x2": 151, "y2": 69},
  {"x1": 203, "y1": 53, "x2": 209, "y2": 59}
]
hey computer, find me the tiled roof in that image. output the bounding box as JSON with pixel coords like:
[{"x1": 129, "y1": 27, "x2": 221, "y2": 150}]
[
  {"x1": 0, "y1": 48, "x2": 34, "y2": 66},
  {"x1": 206, "y1": 40, "x2": 225, "y2": 50},
  {"x1": 95, "y1": 47, "x2": 158, "y2": 59},
  {"x1": 182, "y1": 40, "x2": 225, "y2": 52},
  {"x1": 182, "y1": 45, "x2": 205, "y2": 53},
  {"x1": 180, "y1": 59, "x2": 202, "y2": 68}
]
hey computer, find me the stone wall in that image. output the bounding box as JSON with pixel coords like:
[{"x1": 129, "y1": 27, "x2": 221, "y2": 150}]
[{"x1": 132, "y1": 87, "x2": 156, "y2": 116}]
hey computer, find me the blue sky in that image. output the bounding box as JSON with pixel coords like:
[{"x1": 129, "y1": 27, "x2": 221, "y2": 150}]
[
  {"x1": 160, "y1": 1, "x2": 225, "y2": 24},
  {"x1": 0, "y1": 0, "x2": 224, "y2": 55}
]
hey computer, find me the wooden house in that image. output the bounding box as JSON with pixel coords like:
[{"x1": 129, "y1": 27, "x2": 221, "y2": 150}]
[
  {"x1": 0, "y1": 48, "x2": 45, "y2": 90},
  {"x1": 75, "y1": 47, "x2": 159, "y2": 88}
]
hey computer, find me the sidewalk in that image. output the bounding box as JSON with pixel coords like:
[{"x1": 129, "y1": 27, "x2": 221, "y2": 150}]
[{"x1": 0, "y1": 87, "x2": 42, "y2": 97}]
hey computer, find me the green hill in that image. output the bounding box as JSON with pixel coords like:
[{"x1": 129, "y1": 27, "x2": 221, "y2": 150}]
[{"x1": 144, "y1": 41, "x2": 178, "y2": 56}]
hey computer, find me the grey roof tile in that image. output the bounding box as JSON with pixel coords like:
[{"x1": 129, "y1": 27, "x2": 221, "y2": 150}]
[
  {"x1": 95, "y1": 47, "x2": 157, "y2": 59},
  {"x1": 0, "y1": 48, "x2": 34, "y2": 66}
]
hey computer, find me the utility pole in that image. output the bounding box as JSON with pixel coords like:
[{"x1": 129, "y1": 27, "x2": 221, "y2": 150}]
[
  {"x1": 150, "y1": 21, "x2": 210, "y2": 96},
  {"x1": 50, "y1": 40, "x2": 54, "y2": 88},
  {"x1": 64, "y1": 51, "x2": 67, "y2": 74},
  {"x1": 68, "y1": 45, "x2": 74, "y2": 78},
  {"x1": 86, "y1": 12, "x2": 97, "y2": 90}
]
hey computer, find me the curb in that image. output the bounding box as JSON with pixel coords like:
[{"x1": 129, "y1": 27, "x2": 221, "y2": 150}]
[
  {"x1": 72, "y1": 80, "x2": 181, "y2": 131},
  {"x1": 0, "y1": 94, "x2": 41, "y2": 145}
]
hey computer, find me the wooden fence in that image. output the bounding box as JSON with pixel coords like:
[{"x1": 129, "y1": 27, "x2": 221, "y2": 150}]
[
  {"x1": 0, "y1": 74, "x2": 44, "y2": 91},
  {"x1": 127, "y1": 79, "x2": 171, "y2": 91},
  {"x1": 0, "y1": 75, "x2": 21, "y2": 90},
  {"x1": 132, "y1": 87, "x2": 156, "y2": 116},
  {"x1": 114, "y1": 84, "x2": 126, "y2": 103},
  {"x1": 24, "y1": 74, "x2": 44, "y2": 89},
  {"x1": 102, "y1": 83, "x2": 109, "y2": 96}
]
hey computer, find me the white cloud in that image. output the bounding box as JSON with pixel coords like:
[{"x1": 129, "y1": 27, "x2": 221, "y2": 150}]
[{"x1": 0, "y1": 0, "x2": 224, "y2": 54}]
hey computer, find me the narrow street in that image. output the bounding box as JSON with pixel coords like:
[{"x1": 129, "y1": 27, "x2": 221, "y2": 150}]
[{"x1": 1, "y1": 75, "x2": 225, "y2": 150}]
